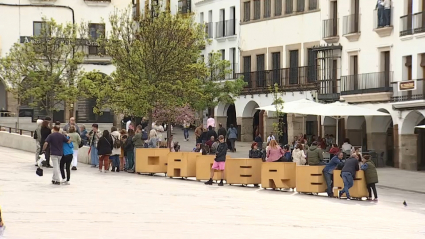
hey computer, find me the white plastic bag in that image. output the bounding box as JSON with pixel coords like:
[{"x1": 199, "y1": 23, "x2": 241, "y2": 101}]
[{"x1": 37, "y1": 154, "x2": 46, "y2": 167}]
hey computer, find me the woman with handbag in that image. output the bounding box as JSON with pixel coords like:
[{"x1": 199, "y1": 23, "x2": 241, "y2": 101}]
[
  {"x1": 97, "y1": 130, "x2": 113, "y2": 173},
  {"x1": 266, "y1": 140, "x2": 285, "y2": 162}
]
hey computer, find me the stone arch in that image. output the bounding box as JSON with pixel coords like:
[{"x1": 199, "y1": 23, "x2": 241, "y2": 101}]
[
  {"x1": 346, "y1": 116, "x2": 366, "y2": 148},
  {"x1": 215, "y1": 102, "x2": 230, "y2": 117},
  {"x1": 242, "y1": 100, "x2": 260, "y2": 118},
  {"x1": 0, "y1": 77, "x2": 7, "y2": 110},
  {"x1": 401, "y1": 110, "x2": 425, "y2": 135},
  {"x1": 371, "y1": 108, "x2": 394, "y2": 133}
]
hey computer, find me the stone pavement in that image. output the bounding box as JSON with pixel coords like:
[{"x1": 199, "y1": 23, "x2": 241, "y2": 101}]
[
  {"x1": 2, "y1": 146, "x2": 425, "y2": 238},
  {"x1": 175, "y1": 128, "x2": 425, "y2": 194}
]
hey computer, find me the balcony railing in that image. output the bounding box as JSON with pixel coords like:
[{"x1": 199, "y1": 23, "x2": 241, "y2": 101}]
[
  {"x1": 215, "y1": 19, "x2": 237, "y2": 38},
  {"x1": 235, "y1": 66, "x2": 318, "y2": 94},
  {"x1": 323, "y1": 18, "x2": 338, "y2": 38},
  {"x1": 373, "y1": 8, "x2": 393, "y2": 29},
  {"x1": 391, "y1": 79, "x2": 425, "y2": 102},
  {"x1": 414, "y1": 12, "x2": 425, "y2": 34},
  {"x1": 343, "y1": 14, "x2": 360, "y2": 35},
  {"x1": 206, "y1": 22, "x2": 213, "y2": 38},
  {"x1": 340, "y1": 71, "x2": 393, "y2": 95},
  {"x1": 318, "y1": 79, "x2": 341, "y2": 101},
  {"x1": 400, "y1": 14, "x2": 413, "y2": 36},
  {"x1": 226, "y1": 63, "x2": 239, "y2": 80}
]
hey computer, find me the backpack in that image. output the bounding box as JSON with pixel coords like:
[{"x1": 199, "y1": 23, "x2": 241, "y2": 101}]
[
  {"x1": 112, "y1": 135, "x2": 122, "y2": 149},
  {"x1": 141, "y1": 130, "x2": 148, "y2": 140}
]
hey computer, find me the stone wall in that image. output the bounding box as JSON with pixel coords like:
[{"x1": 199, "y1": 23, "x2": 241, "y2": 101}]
[
  {"x1": 287, "y1": 114, "x2": 304, "y2": 142},
  {"x1": 346, "y1": 129, "x2": 362, "y2": 146},
  {"x1": 215, "y1": 116, "x2": 227, "y2": 129},
  {"x1": 367, "y1": 132, "x2": 387, "y2": 165},
  {"x1": 238, "y1": 117, "x2": 253, "y2": 142},
  {"x1": 263, "y1": 116, "x2": 277, "y2": 139},
  {"x1": 399, "y1": 134, "x2": 418, "y2": 170}
]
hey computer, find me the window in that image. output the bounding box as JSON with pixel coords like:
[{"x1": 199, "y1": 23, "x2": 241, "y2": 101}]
[
  {"x1": 200, "y1": 12, "x2": 204, "y2": 23},
  {"x1": 243, "y1": 56, "x2": 252, "y2": 86},
  {"x1": 289, "y1": 50, "x2": 299, "y2": 84},
  {"x1": 264, "y1": 0, "x2": 271, "y2": 18},
  {"x1": 272, "y1": 52, "x2": 281, "y2": 85},
  {"x1": 89, "y1": 23, "x2": 105, "y2": 55},
  {"x1": 178, "y1": 0, "x2": 191, "y2": 14},
  {"x1": 307, "y1": 49, "x2": 317, "y2": 82},
  {"x1": 33, "y1": 21, "x2": 47, "y2": 36},
  {"x1": 309, "y1": 0, "x2": 318, "y2": 10},
  {"x1": 275, "y1": 0, "x2": 282, "y2": 16},
  {"x1": 256, "y1": 54, "x2": 265, "y2": 87},
  {"x1": 254, "y1": 0, "x2": 261, "y2": 20},
  {"x1": 243, "y1": 1, "x2": 251, "y2": 22},
  {"x1": 285, "y1": 0, "x2": 294, "y2": 14},
  {"x1": 405, "y1": 55, "x2": 412, "y2": 80},
  {"x1": 296, "y1": 0, "x2": 305, "y2": 12}
]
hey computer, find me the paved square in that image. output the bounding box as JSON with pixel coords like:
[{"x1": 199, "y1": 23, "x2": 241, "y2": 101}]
[{"x1": 1, "y1": 146, "x2": 425, "y2": 238}]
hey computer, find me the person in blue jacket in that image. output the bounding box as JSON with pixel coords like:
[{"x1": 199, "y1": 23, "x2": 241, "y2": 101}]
[
  {"x1": 322, "y1": 152, "x2": 343, "y2": 197},
  {"x1": 61, "y1": 135, "x2": 74, "y2": 185}
]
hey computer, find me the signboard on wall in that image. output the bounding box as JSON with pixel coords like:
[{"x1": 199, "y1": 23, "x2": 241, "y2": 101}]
[{"x1": 398, "y1": 80, "x2": 416, "y2": 91}]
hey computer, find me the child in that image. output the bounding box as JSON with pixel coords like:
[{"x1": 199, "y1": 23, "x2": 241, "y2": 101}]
[
  {"x1": 361, "y1": 155, "x2": 378, "y2": 201},
  {"x1": 193, "y1": 143, "x2": 201, "y2": 152},
  {"x1": 205, "y1": 135, "x2": 227, "y2": 186}
]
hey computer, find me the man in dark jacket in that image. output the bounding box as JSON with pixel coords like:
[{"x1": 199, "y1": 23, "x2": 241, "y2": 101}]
[
  {"x1": 217, "y1": 123, "x2": 227, "y2": 140},
  {"x1": 206, "y1": 126, "x2": 218, "y2": 143},
  {"x1": 205, "y1": 135, "x2": 227, "y2": 186},
  {"x1": 339, "y1": 154, "x2": 360, "y2": 200}
]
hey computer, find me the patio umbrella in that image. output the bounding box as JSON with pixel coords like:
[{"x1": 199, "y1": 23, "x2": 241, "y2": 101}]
[{"x1": 294, "y1": 101, "x2": 390, "y2": 143}]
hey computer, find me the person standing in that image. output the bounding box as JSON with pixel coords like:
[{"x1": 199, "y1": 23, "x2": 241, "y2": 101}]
[
  {"x1": 67, "y1": 126, "x2": 81, "y2": 171},
  {"x1": 60, "y1": 134, "x2": 74, "y2": 185},
  {"x1": 383, "y1": 0, "x2": 391, "y2": 27},
  {"x1": 79, "y1": 125, "x2": 88, "y2": 146},
  {"x1": 267, "y1": 132, "x2": 276, "y2": 143},
  {"x1": 227, "y1": 124, "x2": 238, "y2": 152},
  {"x1": 42, "y1": 126, "x2": 71, "y2": 185},
  {"x1": 195, "y1": 124, "x2": 203, "y2": 144},
  {"x1": 206, "y1": 114, "x2": 215, "y2": 131},
  {"x1": 119, "y1": 129, "x2": 127, "y2": 171},
  {"x1": 40, "y1": 119, "x2": 52, "y2": 168},
  {"x1": 132, "y1": 125, "x2": 146, "y2": 148},
  {"x1": 97, "y1": 130, "x2": 113, "y2": 173},
  {"x1": 361, "y1": 155, "x2": 379, "y2": 201},
  {"x1": 254, "y1": 133, "x2": 264, "y2": 150},
  {"x1": 183, "y1": 120, "x2": 190, "y2": 141},
  {"x1": 63, "y1": 117, "x2": 80, "y2": 134},
  {"x1": 205, "y1": 135, "x2": 227, "y2": 186},
  {"x1": 110, "y1": 127, "x2": 122, "y2": 172},
  {"x1": 339, "y1": 154, "x2": 360, "y2": 200},
  {"x1": 206, "y1": 126, "x2": 218, "y2": 142},
  {"x1": 88, "y1": 124, "x2": 101, "y2": 168},
  {"x1": 34, "y1": 119, "x2": 43, "y2": 166},
  {"x1": 126, "y1": 129, "x2": 135, "y2": 173},
  {"x1": 323, "y1": 152, "x2": 343, "y2": 197},
  {"x1": 217, "y1": 123, "x2": 227, "y2": 140}
]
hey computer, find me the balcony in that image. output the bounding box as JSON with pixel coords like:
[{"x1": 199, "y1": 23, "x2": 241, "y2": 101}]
[
  {"x1": 84, "y1": 0, "x2": 111, "y2": 6},
  {"x1": 343, "y1": 14, "x2": 360, "y2": 41},
  {"x1": 215, "y1": 19, "x2": 237, "y2": 41},
  {"x1": 392, "y1": 79, "x2": 425, "y2": 102},
  {"x1": 235, "y1": 66, "x2": 317, "y2": 94},
  {"x1": 340, "y1": 71, "x2": 393, "y2": 103},
  {"x1": 226, "y1": 63, "x2": 239, "y2": 80},
  {"x1": 373, "y1": 8, "x2": 393, "y2": 37},
  {"x1": 318, "y1": 79, "x2": 340, "y2": 102},
  {"x1": 400, "y1": 14, "x2": 414, "y2": 37},
  {"x1": 178, "y1": 0, "x2": 192, "y2": 14},
  {"x1": 323, "y1": 18, "x2": 339, "y2": 43},
  {"x1": 414, "y1": 12, "x2": 425, "y2": 34},
  {"x1": 205, "y1": 22, "x2": 213, "y2": 39}
]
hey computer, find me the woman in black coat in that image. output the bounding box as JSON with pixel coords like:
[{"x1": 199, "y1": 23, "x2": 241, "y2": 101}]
[
  {"x1": 40, "y1": 120, "x2": 52, "y2": 167},
  {"x1": 97, "y1": 130, "x2": 113, "y2": 172}
]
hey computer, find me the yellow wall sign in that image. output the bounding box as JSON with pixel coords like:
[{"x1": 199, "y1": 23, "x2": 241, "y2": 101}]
[{"x1": 398, "y1": 80, "x2": 416, "y2": 91}]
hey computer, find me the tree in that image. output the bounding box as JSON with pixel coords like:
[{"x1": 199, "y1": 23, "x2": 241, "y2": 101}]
[
  {"x1": 0, "y1": 18, "x2": 89, "y2": 120},
  {"x1": 270, "y1": 83, "x2": 285, "y2": 142},
  {"x1": 82, "y1": 4, "x2": 245, "y2": 150}
]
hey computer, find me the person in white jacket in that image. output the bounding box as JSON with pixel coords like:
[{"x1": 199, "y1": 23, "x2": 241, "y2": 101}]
[
  {"x1": 110, "y1": 127, "x2": 122, "y2": 172},
  {"x1": 292, "y1": 144, "x2": 307, "y2": 165}
]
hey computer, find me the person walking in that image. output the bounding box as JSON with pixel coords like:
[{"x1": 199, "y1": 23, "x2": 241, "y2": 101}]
[
  {"x1": 125, "y1": 129, "x2": 135, "y2": 173},
  {"x1": 339, "y1": 154, "x2": 360, "y2": 200},
  {"x1": 42, "y1": 126, "x2": 71, "y2": 185},
  {"x1": 63, "y1": 117, "x2": 80, "y2": 134},
  {"x1": 34, "y1": 119, "x2": 43, "y2": 166},
  {"x1": 227, "y1": 124, "x2": 238, "y2": 152},
  {"x1": 97, "y1": 130, "x2": 113, "y2": 173},
  {"x1": 183, "y1": 120, "x2": 190, "y2": 141},
  {"x1": 40, "y1": 119, "x2": 52, "y2": 168},
  {"x1": 323, "y1": 152, "x2": 343, "y2": 197},
  {"x1": 195, "y1": 124, "x2": 203, "y2": 144},
  {"x1": 67, "y1": 126, "x2": 81, "y2": 171},
  {"x1": 110, "y1": 127, "x2": 122, "y2": 172},
  {"x1": 361, "y1": 155, "x2": 379, "y2": 201},
  {"x1": 205, "y1": 135, "x2": 227, "y2": 186},
  {"x1": 88, "y1": 124, "x2": 101, "y2": 168},
  {"x1": 60, "y1": 134, "x2": 74, "y2": 185},
  {"x1": 119, "y1": 129, "x2": 127, "y2": 171}
]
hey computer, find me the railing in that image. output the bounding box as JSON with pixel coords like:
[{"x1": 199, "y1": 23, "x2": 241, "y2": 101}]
[
  {"x1": 340, "y1": 71, "x2": 393, "y2": 95},
  {"x1": 391, "y1": 79, "x2": 425, "y2": 102},
  {"x1": 226, "y1": 63, "x2": 239, "y2": 80},
  {"x1": 235, "y1": 66, "x2": 318, "y2": 93},
  {"x1": 323, "y1": 18, "x2": 338, "y2": 38},
  {"x1": 206, "y1": 22, "x2": 213, "y2": 38},
  {"x1": 318, "y1": 79, "x2": 340, "y2": 101},
  {"x1": 0, "y1": 125, "x2": 34, "y2": 137},
  {"x1": 343, "y1": 14, "x2": 360, "y2": 35},
  {"x1": 296, "y1": 0, "x2": 305, "y2": 12},
  {"x1": 400, "y1": 14, "x2": 413, "y2": 36},
  {"x1": 215, "y1": 19, "x2": 237, "y2": 38},
  {"x1": 373, "y1": 8, "x2": 393, "y2": 29},
  {"x1": 285, "y1": 0, "x2": 293, "y2": 14},
  {"x1": 85, "y1": 0, "x2": 111, "y2": 1},
  {"x1": 414, "y1": 12, "x2": 425, "y2": 34},
  {"x1": 308, "y1": 0, "x2": 318, "y2": 10}
]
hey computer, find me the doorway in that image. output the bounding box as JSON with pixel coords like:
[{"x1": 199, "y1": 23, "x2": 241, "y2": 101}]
[
  {"x1": 253, "y1": 110, "x2": 264, "y2": 140},
  {"x1": 417, "y1": 119, "x2": 425, "y2": 170},
  {"x1": 226, "y1": 104, "x2": 236, "y2": 128}
]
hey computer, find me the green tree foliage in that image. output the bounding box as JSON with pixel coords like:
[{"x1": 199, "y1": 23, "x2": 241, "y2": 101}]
[
  {"x1": 0, "y1": 18, "x2": 88, "y2": 118},
  {"x1": 270, "y1": 83, "x2": 285, "y2": 141}
]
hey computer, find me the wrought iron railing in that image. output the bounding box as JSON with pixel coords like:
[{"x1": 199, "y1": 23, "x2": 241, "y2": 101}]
[
  {"x1": 414, "y1": 11, "x2": 425, "y2": 34},
  {"x1": 343, "y1": 14, "x2": 360, "y2": 35},
  {"x1": 341, "y1": 71, "x2": 393, "y2": 95},
  {"x1": 400, "y1": 14, "x2": 413, "y2": 36},
  {"x1": 323, "y1": 18, "x2": 339, "y2": 38}
]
